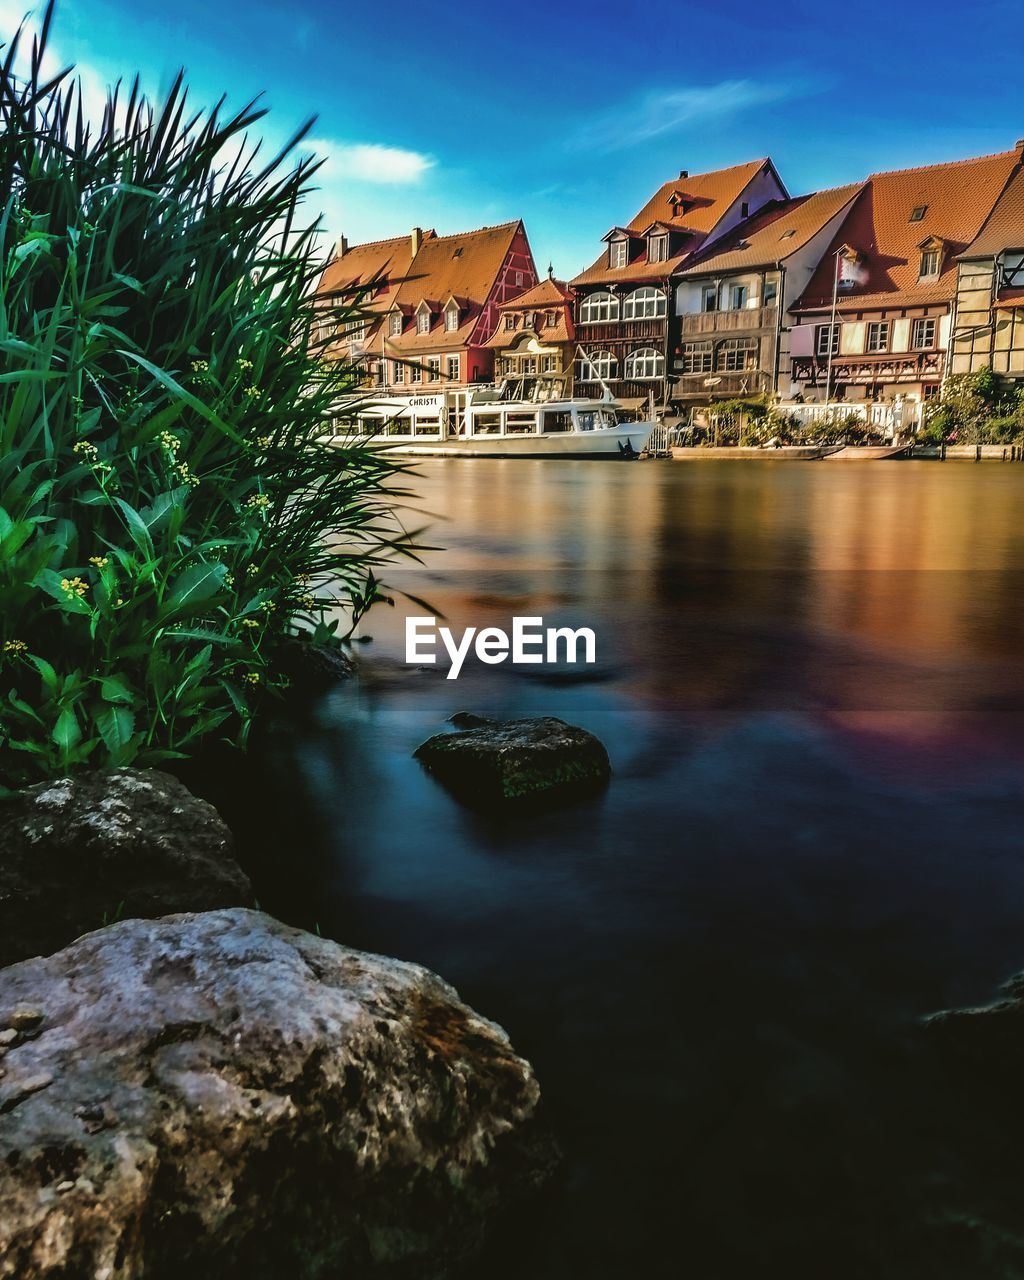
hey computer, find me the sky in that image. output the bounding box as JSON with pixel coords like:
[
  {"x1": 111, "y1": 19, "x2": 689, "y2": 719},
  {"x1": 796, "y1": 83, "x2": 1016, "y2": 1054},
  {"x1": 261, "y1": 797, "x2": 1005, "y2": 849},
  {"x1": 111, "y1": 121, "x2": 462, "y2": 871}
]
[{"x1": 3, "y1": 0, "x2": 1023, "y2": 277}]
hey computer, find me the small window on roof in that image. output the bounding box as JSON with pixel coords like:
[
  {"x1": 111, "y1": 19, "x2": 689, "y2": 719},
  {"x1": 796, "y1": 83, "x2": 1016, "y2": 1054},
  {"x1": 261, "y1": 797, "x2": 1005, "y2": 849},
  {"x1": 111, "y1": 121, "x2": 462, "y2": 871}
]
[
  {"x1": 452, "y1": 247, "x2": 463, "y2": 257},
  {"x1": 909, "y1": 206, "x2": 927, "y2": 222},
  {"x1": 779, "y1": 229, "x2": 796, "y2": 240}
]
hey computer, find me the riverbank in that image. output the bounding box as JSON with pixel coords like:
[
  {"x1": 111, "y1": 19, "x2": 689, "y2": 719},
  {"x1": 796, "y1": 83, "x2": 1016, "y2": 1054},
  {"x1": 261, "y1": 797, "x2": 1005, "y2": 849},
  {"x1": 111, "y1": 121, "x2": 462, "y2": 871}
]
[{"x1": 670, "y1": 443, "x2": 1024, "y2": 460}]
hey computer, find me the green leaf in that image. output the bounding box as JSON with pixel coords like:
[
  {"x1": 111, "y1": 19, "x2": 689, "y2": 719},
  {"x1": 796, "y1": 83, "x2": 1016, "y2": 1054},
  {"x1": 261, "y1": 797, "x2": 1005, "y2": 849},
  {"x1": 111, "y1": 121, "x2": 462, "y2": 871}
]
[
  {"x1": 95, "y1": 705, "x2": 136, "y2": 760},
  {"x1": 113, "y1": 498, "x2": 156, "y2": 559},
  {"x1": 117, "y1": 350, "x2": 245, "y2": 444},
  {"x1": 163, "y1": 560, "x2": 225, "y2": 621},
  {"x1": 52, "y1": 707, "x2": 81, "y2": 753},
  {"x1": 99, "y1": 675, "x2": 133, "y2": 704}
]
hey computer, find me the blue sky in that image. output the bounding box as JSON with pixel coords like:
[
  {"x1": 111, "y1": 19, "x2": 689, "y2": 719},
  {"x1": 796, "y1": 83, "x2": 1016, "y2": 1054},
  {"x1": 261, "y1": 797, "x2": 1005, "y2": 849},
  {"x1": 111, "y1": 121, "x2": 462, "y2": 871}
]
[{"x1": 5, "y1": 0, "x2": 1024, "y2": 275}]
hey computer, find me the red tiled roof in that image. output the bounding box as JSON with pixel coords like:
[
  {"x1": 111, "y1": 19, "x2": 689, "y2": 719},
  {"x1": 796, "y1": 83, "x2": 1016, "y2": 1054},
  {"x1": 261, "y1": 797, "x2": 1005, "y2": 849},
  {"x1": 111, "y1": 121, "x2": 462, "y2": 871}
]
[
  {"x1": 571, "y1": 158, "x2": 776, "y2": 286},
  {"x1": 316, "y1": 221, "x2": 529, "y2": 357},
  {"x1": 995, "y1": 286, "x2": 1024, "y2": 308},
  {"x1": 497, "y1": 277, "x2": 574, "y2": 309},
  {"x1": 961, "y1": 163, "x2": 1024, "y2": 258},
  {"x1": 676, "y1": 183, "x2": 864, "y2": 276},
  {"x1": 793, "y1": 150, "x2": 1020, "y2": 314}
]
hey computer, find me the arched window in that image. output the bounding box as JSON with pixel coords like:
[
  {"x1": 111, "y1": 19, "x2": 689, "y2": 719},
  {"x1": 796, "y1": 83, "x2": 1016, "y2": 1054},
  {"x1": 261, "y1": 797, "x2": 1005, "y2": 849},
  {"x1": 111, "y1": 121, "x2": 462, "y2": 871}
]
[
  {"x1": 577, "y1": 350, "x2": 617, "y2": 381},
  {"x1": 622, "y1": 287, "x2": 667, "y2": 321},
  {"x1": 682, "y1": 341, "x2": 713, "y2": 374},
  {"x1": 579, "y1": 292, "x2": 620, "y2": 324},
  {"x1": 716, "y1": 337, "x2": 758, "y2": 372},
  {"x1": 624, "y1": 347, "x2": 665, "y2": 379}
]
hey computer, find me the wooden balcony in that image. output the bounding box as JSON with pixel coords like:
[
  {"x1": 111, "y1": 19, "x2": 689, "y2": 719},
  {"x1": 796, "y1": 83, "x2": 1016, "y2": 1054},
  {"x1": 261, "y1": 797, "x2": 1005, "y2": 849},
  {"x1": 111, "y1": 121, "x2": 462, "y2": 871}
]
[
  {"x1": 669, "y1": 369, "x2": 773, "y2": 400},
  {"x1": 576, "y1": 319, "x2": 665, "y2": 345},
  {"x1": 679, "y1": 306, "x2": 777, "y2": 336}
]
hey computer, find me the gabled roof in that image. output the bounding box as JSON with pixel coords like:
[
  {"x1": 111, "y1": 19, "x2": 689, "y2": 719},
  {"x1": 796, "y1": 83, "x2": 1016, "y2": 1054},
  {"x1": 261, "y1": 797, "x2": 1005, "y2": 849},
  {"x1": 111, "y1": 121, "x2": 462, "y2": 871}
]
[
  {"x1": 676, "y1": 183, "x2": 864, "y2": 277},
  {"x1": 316, "y1": 220, "x2": 529, "y2": 354},
  {"x1": 572, "y1": 157, "x2": 778, "y2": 286},
  {"x1": 961, "y1": 163, "x2": 1024, "y2": 259},
  {"x1": 496, "y1": 276, "x2": 574, "y2": 310},
  {"x1": 794, "y1": 149, "x2": 1020, "y2": 313}
]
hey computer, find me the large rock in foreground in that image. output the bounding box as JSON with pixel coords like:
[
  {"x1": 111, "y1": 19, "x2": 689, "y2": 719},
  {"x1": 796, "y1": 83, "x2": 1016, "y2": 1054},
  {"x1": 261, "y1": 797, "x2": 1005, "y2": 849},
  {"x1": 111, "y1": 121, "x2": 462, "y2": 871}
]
[
  {"x1": 0, "y1": 909, "x2": 554, "y2": 1279},
  {"x1": 0, "y1": 769, "x2": 254, "y2": 967},
  {"x1": 415, "y1": 715, "x2": 611, "y2": 805}
]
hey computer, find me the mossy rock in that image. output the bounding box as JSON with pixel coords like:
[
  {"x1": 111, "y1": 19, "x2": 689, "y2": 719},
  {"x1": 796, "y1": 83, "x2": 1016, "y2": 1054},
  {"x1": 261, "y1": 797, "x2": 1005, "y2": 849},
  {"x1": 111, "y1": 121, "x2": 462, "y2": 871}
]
[{"x1": 414, "y1": 716, "x2": 610, "y2": 807}]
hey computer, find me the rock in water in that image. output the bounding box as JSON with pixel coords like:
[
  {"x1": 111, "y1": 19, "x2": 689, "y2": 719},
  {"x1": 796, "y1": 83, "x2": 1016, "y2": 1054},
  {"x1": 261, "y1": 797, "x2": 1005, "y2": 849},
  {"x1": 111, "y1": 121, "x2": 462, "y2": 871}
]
[
  {"x1": 0, "y1": 909, "x2": 555, "y2": 1279},
  {"x1": 0, "y1": 770, "x2": 253, "y2": 967},
  {"x1": 415, "y1": 715, "x2": 611, "y2": 805}
]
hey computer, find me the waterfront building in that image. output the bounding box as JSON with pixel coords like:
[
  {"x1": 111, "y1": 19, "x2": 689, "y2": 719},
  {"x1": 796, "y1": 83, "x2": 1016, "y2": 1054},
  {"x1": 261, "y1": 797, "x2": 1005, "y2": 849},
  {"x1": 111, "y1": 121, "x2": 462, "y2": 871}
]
[
  {"x1": 787, "y1": 147, "x2": 1022, "y2": 419},
  {"x1": 570, "y1": 159, "x2": 788, "y2": 409},
  {"x1": 315, "y1": 222, "x2": 538, "y2": 391},
  {"x1": 483, "y1": 270, "x2": 576, "y2": 394},
  {"x1": 670, "y1": 183, "x2": 863, "y2": 407},
  {"x1": 948, "y1": 160, "x2": 1024, "y2": 385}
]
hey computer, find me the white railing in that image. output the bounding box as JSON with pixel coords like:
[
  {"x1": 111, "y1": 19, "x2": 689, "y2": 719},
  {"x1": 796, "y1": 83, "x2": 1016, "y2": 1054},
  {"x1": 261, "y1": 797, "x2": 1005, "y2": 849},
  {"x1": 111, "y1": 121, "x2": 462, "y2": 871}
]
[{"x1": 776, "y1": 400, "x2": 923, "y2": 436}]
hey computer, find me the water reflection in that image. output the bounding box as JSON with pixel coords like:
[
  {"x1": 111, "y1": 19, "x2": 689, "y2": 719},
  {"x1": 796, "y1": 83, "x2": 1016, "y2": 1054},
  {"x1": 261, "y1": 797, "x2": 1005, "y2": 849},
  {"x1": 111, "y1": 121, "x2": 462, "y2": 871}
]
[{"x1": 194, "y1": 460, "x2": 1024, "y2": 1280}]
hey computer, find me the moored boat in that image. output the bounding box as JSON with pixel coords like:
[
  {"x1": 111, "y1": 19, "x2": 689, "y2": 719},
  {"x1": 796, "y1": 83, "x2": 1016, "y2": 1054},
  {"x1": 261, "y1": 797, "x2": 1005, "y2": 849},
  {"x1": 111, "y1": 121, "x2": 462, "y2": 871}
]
[{"x1": 328, "y1": 375, "x2": 655, "y2": 459}]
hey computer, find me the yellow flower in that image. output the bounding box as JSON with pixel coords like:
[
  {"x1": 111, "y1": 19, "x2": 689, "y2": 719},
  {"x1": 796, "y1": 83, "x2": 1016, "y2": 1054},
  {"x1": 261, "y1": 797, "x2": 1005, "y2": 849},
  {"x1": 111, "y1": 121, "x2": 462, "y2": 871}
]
[
  {"x1": 191, "y1": 359, "x2": 209, "y2": 373},
  {"x1": 88, "y1": 555, "x2": 109, "y2": 569},
  {"x1": 159, "y1": 431, "x2": 181, "y2": 453},
  {"x1": 238, "y1": 358, "x2": 254, "y2": 371},
  {"x1": 176, "y1": 462, "x2": 200, "y2": 488},
  {"x1": 243, "y1": 386, "x2": 262, "y2": 401},
  {"x1": 256, "y1": 435, "x2": 272, "y2": 449},
  {"x1": 72, "y1": 440, "x2": 97, "y2": 458},
  {"x1": 241, "y1": 618, "x2": 260, "y2": 629},
  {"x1": 60, "y1": 576, "x2": 88, "y2": 599},
  {"x1": 297, "y1": 593, "x2": 317, "y2": 610},
  {"x1": 245, "y1": 493, "x2": 270, "y2": 510},
  {"x1": 241, "y1": 671, "x2": 261, "y2": 686},
  {"x1": 225, "y1": 572, "x2": 235, "y2": 587},
  {"x1": 116, "y1": 597, "x2": 124, "y2": 606},
  {"x1": 246, "y1": 564, "x2": 259, "y2": 577},
  {"x1": 260, "y1": 600, "x2": 277, "y2": 613},
  {"x1": 2, "y1": 639, "x2": 28, "y2": 655}
]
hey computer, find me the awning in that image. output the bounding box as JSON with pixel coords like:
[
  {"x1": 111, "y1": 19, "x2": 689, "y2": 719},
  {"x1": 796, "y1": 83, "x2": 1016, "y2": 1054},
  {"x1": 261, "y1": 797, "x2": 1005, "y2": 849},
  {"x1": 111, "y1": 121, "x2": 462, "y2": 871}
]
[{"x1": 616, "y1": 396, "x2": 649, "y2": 411}]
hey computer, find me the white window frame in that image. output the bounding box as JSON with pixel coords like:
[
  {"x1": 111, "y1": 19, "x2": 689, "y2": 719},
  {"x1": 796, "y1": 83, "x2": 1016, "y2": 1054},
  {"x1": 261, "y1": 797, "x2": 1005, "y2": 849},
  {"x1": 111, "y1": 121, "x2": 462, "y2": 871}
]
[
  {"x1": 392, "y1": 361, "x2": 405, "y2": 385},
  {"x1": 866, "y1": 321, "x2": 890, "y2": 353},
  {"x1": 445, "y1": 305, "x2": 459, "y2": 332},
  {"x1": 912, "y1": 317, "x2": 936, "y2": 350},
  {"x1": 609, "y1": 239, "x2": 628, "y2": 269},
  {"x1": 648, "y1": 233, "x2": 668, "y2": 263},
  {"x1": 410, "y1": 363, "x2": 422, "y2": 384},
  {"x1": 622, "y1": 287, "x2": 667, "y2": 321},
  {"x1": 701, "y1": 284, "x2": 718, "y2": 313},
  {"x1": 919, "y1": 248, "x2": 940, "y2": 279},
  {"x1": 389, "y1": 312, "x2": 403, "y2": 337},
  {"x1": 541, "y1": 354, "x2": 557, "y2": 373},
  {"x1": 446, "y1": 354, "x2": 460, "y2": 381},
  {"x1": 416, "y1": 309, "x2": 431, "y2": 335},
  {"x1": 426, "y1": 356, "x2": 441, "y2": 380},
  {"x1": 579, "y1": 292, "x2": 620, "y2": 324},
  {"x1": 728, "y1": 284, "x2": 748, "y2": 310},
  {"x1": 577, "y1": 350, "x2": 617, "y2": 382},
  {"x1": 816, "y1": 323, "x2": 840, "y2": 356},
  {"x1": 624, "y1": 347, "x2": 665, "y2": 380}
]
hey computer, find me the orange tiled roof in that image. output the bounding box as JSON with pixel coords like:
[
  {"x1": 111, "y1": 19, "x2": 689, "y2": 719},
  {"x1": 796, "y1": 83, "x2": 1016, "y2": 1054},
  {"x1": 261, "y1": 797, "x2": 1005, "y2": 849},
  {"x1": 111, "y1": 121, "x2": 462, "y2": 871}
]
[
  {"x1": 571, "y1": 158, "x2": 776, "y2": 287},
  {"x1": 961, "y1": 163, "x2": 1024, "y2": 259},
  {"x1": 496, "y1": 277, "x2": 574, "y2": 309},
  {"x1": 483, "y1": 313, "x2": 575, "y2": 348},
  {"x1": 317, "y1": 221, "x2": 528, "y2": 357},
  {"x1": 793, "y1": 150, "x2": 1020, "y2": 314},
  {"x1": 995, "y1": 286, "x2": 1024, "y2": 308},
  {"x1": 676, "y1": 183, "x2": 864, "y2": 276}
]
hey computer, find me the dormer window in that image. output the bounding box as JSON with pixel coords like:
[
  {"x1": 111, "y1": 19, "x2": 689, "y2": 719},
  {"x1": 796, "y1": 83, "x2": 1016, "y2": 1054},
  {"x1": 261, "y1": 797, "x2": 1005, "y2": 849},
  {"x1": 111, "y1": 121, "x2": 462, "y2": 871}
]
[
  {"x1": 909, "y1": 206, "x2": 927, "y2": 222},
  {"x1": 610, "y1": 239, "x2": 628, "y2": 269},
  {"x1": 545, "y1": 310, "x2": 557, "y2": 327},
  {"x1": 444, "y1": 304, "x2": 460, "y2": 332},
  {"x1": 417, "y1": 312, "x2": 430, "y2": 335},
  {"x1": 649, "y1": 234, "x2": 668, "y2": 263},
  {"x1": 388, "y1": 313, "x2": 403, "y2": 337},
  {"x1": 919, "y1": 247, "x2": 941, "y2": 278},
  {"x1": 504, "y1": 314, "x2": 517, "y2": 331},
  {"x1": 524, "y1": 311, "x2": 536, "y2": 329}
]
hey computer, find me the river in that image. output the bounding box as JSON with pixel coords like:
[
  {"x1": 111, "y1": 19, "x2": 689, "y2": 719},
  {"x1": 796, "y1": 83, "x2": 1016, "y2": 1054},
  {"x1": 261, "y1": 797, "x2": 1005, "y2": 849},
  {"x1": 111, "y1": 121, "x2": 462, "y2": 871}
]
[{"x1": 202, "y1": 459, "x2": 1024, "y2": 1279}]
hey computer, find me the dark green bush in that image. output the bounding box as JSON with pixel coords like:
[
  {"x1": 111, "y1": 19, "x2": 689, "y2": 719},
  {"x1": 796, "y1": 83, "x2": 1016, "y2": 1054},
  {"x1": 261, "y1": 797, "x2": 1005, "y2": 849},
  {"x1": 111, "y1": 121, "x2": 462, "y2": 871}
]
[{"x1": 0, "y1": 5, "x2": 414, "y2": 787}]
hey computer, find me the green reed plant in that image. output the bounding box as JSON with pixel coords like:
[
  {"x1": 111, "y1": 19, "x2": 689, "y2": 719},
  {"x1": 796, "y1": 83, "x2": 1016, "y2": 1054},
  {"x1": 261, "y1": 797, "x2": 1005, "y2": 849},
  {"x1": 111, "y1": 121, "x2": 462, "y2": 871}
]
[{"x1": 0, "y1": 4, "x2": 416, "y2": 788}]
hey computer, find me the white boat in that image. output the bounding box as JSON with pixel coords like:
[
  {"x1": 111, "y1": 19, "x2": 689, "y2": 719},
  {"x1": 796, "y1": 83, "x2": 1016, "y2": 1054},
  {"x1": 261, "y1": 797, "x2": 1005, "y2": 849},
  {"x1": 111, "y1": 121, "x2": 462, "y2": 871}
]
[{"x1": 329, "y1": 376, "x2": 655, "y2": 459}]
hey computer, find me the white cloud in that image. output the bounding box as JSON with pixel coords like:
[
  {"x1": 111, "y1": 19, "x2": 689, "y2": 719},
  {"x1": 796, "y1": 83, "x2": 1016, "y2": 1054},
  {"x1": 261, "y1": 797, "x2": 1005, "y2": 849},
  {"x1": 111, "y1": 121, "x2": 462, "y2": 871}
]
[
  {"x1": 309, "y1": 138, "x2": 436, "y2": 185},
  {"x1": 0, "y1": 1, "x2": 109, "y2": 122},
  {"x1": 571, "y1": 79, "x2": 808, "y2": 152}
]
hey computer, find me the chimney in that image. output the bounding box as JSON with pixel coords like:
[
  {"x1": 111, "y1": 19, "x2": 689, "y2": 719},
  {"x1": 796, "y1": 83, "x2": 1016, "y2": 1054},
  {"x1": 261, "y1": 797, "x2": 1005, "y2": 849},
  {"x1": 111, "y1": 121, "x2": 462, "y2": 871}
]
[
  {"x1": 1016, "y1": 138, "x2": 1024, "y2": 158},
  {"x1": 334, "y1": 234, "x2": 348, "y2": 259},
  {"x1": 411, "y1": 226, "x2": 424, "y2": 256},
  {"x1": 679, "y1": 169, "x2": 688, "y2": 179}
]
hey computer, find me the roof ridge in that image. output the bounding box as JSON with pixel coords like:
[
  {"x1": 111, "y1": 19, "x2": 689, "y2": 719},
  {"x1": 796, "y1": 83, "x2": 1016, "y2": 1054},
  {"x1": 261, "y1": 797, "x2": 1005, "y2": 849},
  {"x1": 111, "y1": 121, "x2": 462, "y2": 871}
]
[
  {"x1": 662, "y1": 156, "x2": 768, "y2": 185},
  {"x1": 337, "y1": 230, "x2": 434, "y2": 252},
  {"x1": 426, "y1": 219, "x2": 520, "y2": 244},
  {"x1": 867, "y1": 148, "x2": 1017, "y2": 181}
]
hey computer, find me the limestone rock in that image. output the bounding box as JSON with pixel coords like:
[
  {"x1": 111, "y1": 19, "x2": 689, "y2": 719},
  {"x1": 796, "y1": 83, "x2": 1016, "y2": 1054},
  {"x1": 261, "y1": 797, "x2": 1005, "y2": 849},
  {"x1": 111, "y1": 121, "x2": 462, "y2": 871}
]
[
  {"x1": 415, "y1": 715, "x2": 611, "y2": 805},
  {"x1": 0, "y1": 909, "x2": 555, "y2": 1279},
  {"x1": 0, "y1": 769, "x2": 253, "y2": 966}
]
